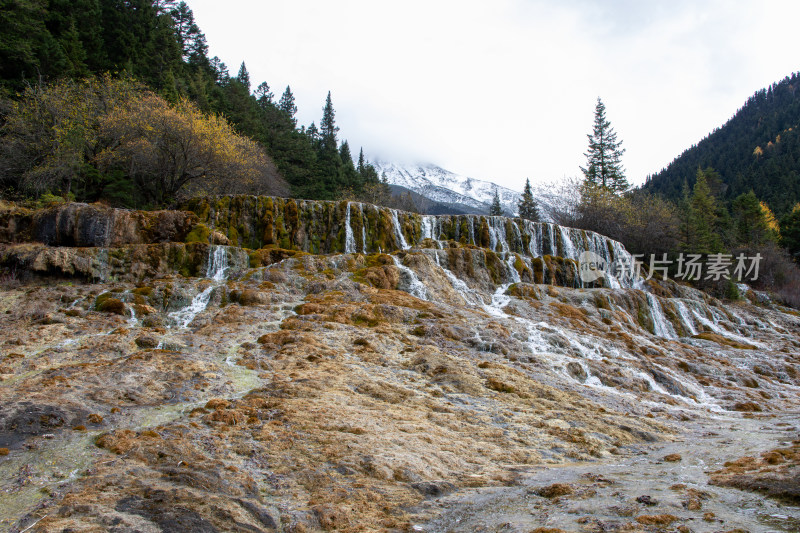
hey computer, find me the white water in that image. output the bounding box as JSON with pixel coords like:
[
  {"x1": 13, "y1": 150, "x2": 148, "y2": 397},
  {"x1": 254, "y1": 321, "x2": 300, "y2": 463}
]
[
  {"x1": 344, "y1": 203, "x2": 356, "y2": 254},
  {"x1": 392, "y1": 255, "x2": 429, "y2": 300},
  {"x1": 676, "y1": 301, "x2": 698, "y2": 336},
  {"x1": 558, "y1": 226, "x2": 577, "y2": 260},
  {"x1": 360, "y1": 204, "x2": 368, "y2": 253},
  {"x1": 168, "y1": 246, "x2": 229, "y2": 328},
  {"x1": 391, "y1": 210, "x2": 410, "y2": 250},
  {"x1": 646, "y1": 292, "x2": 676, "y2": 339}
]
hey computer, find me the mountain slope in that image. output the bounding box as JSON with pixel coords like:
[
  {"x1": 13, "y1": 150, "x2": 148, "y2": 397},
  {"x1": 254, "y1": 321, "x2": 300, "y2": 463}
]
[
  {"x1": 643, "y1": 72, "x2": 800, "y2": 216},
  {"x1": 373, "y1": 161, "x2": 567, "y2": 221}
]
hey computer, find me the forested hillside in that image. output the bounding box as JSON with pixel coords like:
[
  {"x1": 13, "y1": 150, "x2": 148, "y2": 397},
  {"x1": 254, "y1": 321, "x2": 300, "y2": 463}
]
[
  {"x1": 644, "y1": 72, "x2": 800, "y2": 217},
  {"x1": 0, "y1": 0, "x2": 379, "y2": 205}
]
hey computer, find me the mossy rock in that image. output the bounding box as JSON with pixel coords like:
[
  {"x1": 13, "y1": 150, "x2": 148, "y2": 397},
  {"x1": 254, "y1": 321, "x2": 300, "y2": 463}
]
[
  {"x1": 97, "y1": 297, "x2": 126, "y2": 315},
  {"x1": 185, "y1": 224, "x2": 211, "y2": 244}
]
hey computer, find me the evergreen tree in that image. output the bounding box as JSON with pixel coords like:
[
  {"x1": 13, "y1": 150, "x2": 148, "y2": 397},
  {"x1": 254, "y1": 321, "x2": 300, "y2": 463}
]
[
  {"x1": 306, "y1": 122, "x2": 319, "y2": 144},
  {"x1": 517, "y1": 178, "x2": 540, "y2": 221},
  {"x1": 677, "y1": 178, "x2": 693, "y2": 251},
  {"x1": 236, "y1": 61, "x2": 250, "y2": 92},
  {"x1": 490, "y1": 188, "x2": 503, "y2": 216},
  {"x1": 339, "y1": 140, "x2": 359, "y2": 189},
  {"x1": 780, "y1": 204, "x2": 800, "y2": 260},
  {"x1": 580, "y1": 97, "x2": 628, "y2": 193},
  {"x1": 254, "y1": 81, "x2": 273, "y2": 106},
  {"x1": 320, "y1": 91, "x2": 339, "y2": 151},
  {"x1": 277, "y1": 85, "x2": 297, "y2": 124},
  {"x1": 732, "y1": 191, "x2": 779, "y2": 247},
  {"x1": 357, "y1": 148, "x2": 366, "y2": 175},
  {"x1": 687, "y1": 168, "x2": 723, "y2": 254}
]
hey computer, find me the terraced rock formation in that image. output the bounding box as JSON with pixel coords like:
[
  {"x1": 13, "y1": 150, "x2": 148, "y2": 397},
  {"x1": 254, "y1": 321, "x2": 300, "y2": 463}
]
[{"x1": 0, "y1": 199, "x2": 798, "y2": 532}]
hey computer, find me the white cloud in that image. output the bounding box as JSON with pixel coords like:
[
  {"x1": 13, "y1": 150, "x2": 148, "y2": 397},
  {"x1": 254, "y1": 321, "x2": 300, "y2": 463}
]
[{"x1": 188, "y1": 0, "x2": 800, "y2": 191}]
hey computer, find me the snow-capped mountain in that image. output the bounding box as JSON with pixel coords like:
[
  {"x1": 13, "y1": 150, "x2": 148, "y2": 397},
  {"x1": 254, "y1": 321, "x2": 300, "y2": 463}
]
[{"x1": 372, "y1": 161, "x2": 566, "y2": 222}]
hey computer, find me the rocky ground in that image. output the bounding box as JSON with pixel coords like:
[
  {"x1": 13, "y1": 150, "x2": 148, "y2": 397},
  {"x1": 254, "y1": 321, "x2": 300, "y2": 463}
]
[{"x1": 0, "y1": 248, "x2": 799, "y2": 532}]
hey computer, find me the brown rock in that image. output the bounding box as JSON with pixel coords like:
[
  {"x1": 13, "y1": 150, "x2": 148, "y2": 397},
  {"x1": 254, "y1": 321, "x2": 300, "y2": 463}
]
[
  {"x1": 636, "y1": 514, "x2": 678, "y2": 526},
  {"x1": 534, "y1": 483, "x2": 574, "y2": 498}
]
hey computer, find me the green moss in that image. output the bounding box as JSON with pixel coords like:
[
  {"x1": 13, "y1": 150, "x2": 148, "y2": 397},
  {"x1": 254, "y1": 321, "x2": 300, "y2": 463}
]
[
  {"x1": 531, "y1": 257, "x2": 544, "y2": 284},
  {"x1": 485, "y1": 250, "x2": 502, "y2": 284},
  {"x1": 365, "y1": 253, "x2": 394, "y2": 268},
  {"x1": 94, "y1": 292, "x2": 113, "y2": 310},
  {"x1": 97, "y1": 297, "x2": 126, "y2": 315},
  {"x1": 185, "y1": 224, "x2": 210, "y2": 244},
  {"x1": 479, "y1": 217, "x2": 490, "y2": 248},
  {"x1": 459, "y1": 219, "x2": 469, "y2": 244},
  {"x1": 352, "y1": 314, "x2": 380, "y2": 327}
]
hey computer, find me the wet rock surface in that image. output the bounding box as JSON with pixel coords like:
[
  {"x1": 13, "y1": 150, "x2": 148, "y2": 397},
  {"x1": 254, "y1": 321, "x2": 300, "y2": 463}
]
[{"x1": 0, "y1": 202, "x2": 798, "y2": 532}]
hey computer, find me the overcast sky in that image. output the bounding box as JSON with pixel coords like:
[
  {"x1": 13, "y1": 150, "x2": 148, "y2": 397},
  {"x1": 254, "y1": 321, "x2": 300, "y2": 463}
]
[{"x1": 188, "y1": 0, "x2": 800, "y2": 191}]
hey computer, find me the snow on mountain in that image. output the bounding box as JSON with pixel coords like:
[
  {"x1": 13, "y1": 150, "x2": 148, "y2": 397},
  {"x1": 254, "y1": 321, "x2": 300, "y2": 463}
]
[{"x1": 372, "y1": 160, "x2": 567, "y2": 222}]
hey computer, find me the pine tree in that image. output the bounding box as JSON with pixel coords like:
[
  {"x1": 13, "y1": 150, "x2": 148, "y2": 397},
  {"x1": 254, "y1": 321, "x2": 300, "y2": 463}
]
[
  {"x1": 306, "y1": 122, "x2": 319, "y2": 144},
  {"x1": 517, "y1": 178, "x2": 540, "y2": 221},
  {"x1": 236, "y1": 61, "x2": 250, "y2": 92},
  {"x1": 687, "y1": 168, "x2": 723, "y2": 254},
  {"x1": 255, "y1": 81, "x2": 273, "y2": 106},
  {"x1": 732, "y1": 191, "x2": 779, "y2": 247},
  {"x1": 320, "y1": 91, "x2": 339, "y2": 151},
  {"x1": 357, "y1": 148, "x2": 366, "y2": 175},
  {"x1": 278, "y1": 85, "x2": 297, "y2": 124},
  {"x1": 580, "y1": 97, "x2": 628, "y2": 193},
  {"x1": 780, "y1": 204, "x2": 800, "y2": 260},
  {"x1": 339, "y1": 140, "x2": 359, "y2": 189},
  {"x1": 490, "y1": 188, "x2": 503, "y2": 216}
]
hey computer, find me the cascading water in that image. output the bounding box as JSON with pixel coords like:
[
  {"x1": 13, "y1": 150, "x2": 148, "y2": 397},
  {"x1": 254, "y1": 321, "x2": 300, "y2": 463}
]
[
  {"x1": 546, "y1": 224, "x2": 556, "y2": 255},
  {"x1": 344, "y1": 203, "x2": 356, "y2": 254},
  {"x1": 391, "y1": 210, "x2": 410, "y2": 250},
  {"x1": 169, "y1": 246, "x2": 230, "y2": 328},
  {"x1": 676, "y1": 301, "x2": 697, "y2": 336},
  {"x1": 392, "y1": 255, "x2": 429, "y2": 300},
  {"x1": 558, "y1": 226, "x2": 577, "y2": 260},
  {"x1": 646, "y1": 293, "x2": 676, "y2": 339}
]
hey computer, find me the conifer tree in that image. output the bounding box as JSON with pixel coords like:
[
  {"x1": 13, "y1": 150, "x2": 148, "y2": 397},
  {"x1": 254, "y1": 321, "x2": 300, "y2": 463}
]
[
  {"x1": 306, "y1": 122, "x2": 318, "y2": 144},
  {"x1": 357, "y1": 148, "x2": 366, "y2": 175},
  {"x1": 339, "y1": 140, "x2": 359, "y2": 188},
  {"x1": 236, "y1": 62, "x2": 250, "y2": 92},
  {"x1": 320, "y1": 91, "x2": 339, "y2": 151},
  {"x1": 780, "y1": 204, "x2": 800, "y2": 260},
  {"x1": 580, "y1": 97, "x2": 628, "y2": 193},
  {"x1": 490, "y1": 188, "x2": 503, "y2": 216},
  {"x1": 687, "y1": 169, "x2": 723, "y2": 254},
  {"x1": 517, "y1": 178, "x2": 540, "y2": 221},
  {"x1": 278, "y1": 86, "x2": 297, "y2": 124},
  {"x1": 255, "y1": 81, "x2": 273, "y2": 106}
]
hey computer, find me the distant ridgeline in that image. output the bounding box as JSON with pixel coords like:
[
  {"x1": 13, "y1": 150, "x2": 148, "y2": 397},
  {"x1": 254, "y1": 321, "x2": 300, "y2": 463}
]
[
  {"x1": 644, "y1": 72, "x2": 800, "y2": 217},
  {"x1": 0, "y1": 197, "x2": 635, "y2": 288}
]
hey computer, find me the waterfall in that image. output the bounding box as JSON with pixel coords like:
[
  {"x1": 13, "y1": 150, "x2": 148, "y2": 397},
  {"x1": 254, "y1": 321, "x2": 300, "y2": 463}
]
[
  {"x1": 391, "y1": 210, "x2": 410, "y2": 250},
  {"x1": 546, "y1": 224, "x2": 556, "y2": 255},
  {"x1": 421, "y1": 216, "x2": 434, "y2": 241},
  {"x1": 344, "y1": 203, "x2": 356, "y2": 254},
  {"x1": 490, "y1": 218, "x2": 510, "y2": 253},
  {"x1": 559, "y1": 226, "x2": 577, "y2": 260},
  {"x1": 506, "y1": 254, "x2": 521, "y2": 283},
  {"x1": 646, "y1": 293, "x2": 676, "y2": 339},
  {"x1": 360, "y1": 204, "x2": 368, "y2": 253},
  {"x1": 676, "y1": 301, "x2": 697, "y2": 336},
  {"x1": 169, "y1": 246, "x2": 229, "y2": 328},
  {"x1": 468, "y1": 217, "x2": 475, "y2": 245},
  {"x1": 207, "y1": 245, "x2": 229, "y2": 281},
  {"x1": 392, "y1": 256, "x2": 428, "y2": 300}
]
